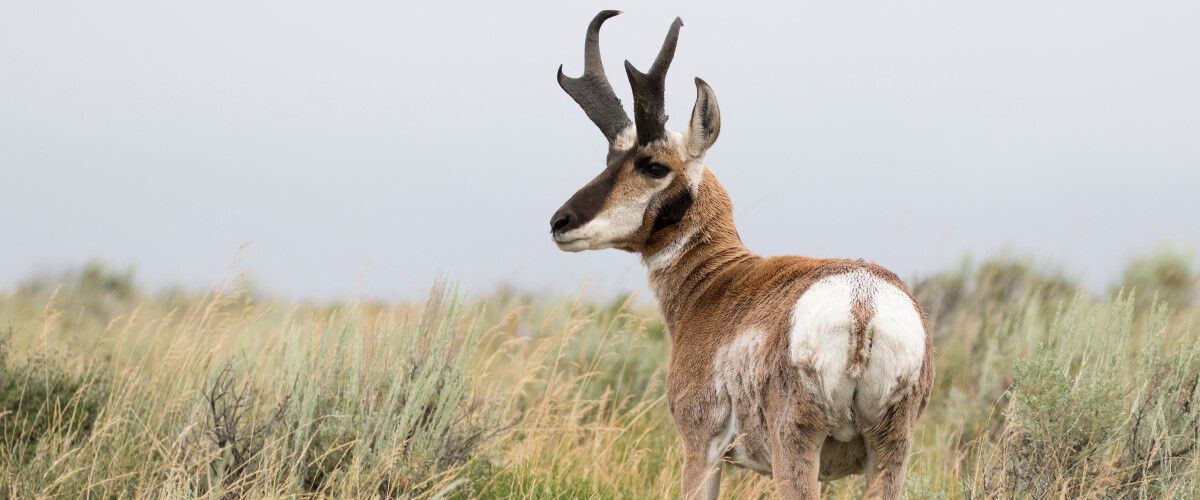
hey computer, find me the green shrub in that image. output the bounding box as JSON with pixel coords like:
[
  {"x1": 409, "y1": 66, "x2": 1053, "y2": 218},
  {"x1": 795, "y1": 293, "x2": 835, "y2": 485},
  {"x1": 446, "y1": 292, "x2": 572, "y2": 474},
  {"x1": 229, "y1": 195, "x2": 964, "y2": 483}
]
[
  {"x1": 974, "y1": 296, "x2": 1200, "y2": 497},
  {"x1": 1118, "y1": 244, "x2": 1198, "y2": 310},
  {"x1": 0, "y1": 335, "x2": 108, "y2": 466},
  {"x1": 177, "y1": 283, "x2": 504, "y2": 496},
  {"x1": 914, "y1": 256, "x2": 1077, "y2": 327}
]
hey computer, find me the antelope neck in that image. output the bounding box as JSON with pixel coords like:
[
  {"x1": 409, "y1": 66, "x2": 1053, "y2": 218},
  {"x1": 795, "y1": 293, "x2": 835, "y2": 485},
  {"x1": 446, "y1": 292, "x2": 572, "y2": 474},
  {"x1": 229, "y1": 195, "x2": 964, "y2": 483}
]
[{"x1": 644, "y1": 181, "x2": 756, "y2": 332}]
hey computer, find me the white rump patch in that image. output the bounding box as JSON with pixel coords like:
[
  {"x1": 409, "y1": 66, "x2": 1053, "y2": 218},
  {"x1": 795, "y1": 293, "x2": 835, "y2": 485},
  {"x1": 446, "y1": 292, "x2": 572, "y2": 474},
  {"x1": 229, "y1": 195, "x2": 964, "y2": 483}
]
[
  {"x1": 789, "y1": 269, "x2": 925, "y2": 435},
  {"x1": 854, "y1": 280, "x2": 926, "y2": 422}
]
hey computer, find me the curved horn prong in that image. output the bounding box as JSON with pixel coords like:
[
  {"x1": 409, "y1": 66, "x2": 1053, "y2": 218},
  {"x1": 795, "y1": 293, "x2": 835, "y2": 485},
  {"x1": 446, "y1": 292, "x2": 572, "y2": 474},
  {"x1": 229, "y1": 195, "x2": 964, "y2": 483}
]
[
  {"x1": 557, "y1": 10, "x2": 632, "y2": 143},
  {"x1": 625, "y1": 17, "x2": 683, "y2": 146}
]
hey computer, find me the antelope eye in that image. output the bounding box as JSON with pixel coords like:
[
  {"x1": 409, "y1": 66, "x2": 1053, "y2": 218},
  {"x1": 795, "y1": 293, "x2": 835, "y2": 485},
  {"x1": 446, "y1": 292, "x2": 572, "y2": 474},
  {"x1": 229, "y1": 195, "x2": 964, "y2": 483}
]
[{"x1": 640, "y1": 162, "x2": 671, "y2": 179}]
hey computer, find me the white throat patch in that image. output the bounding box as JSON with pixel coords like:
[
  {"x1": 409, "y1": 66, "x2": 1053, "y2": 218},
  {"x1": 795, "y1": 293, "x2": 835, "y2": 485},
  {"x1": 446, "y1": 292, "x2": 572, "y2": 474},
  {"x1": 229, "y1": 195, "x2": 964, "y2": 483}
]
[{"x1": 643, "y1": 227, "x2": 697, "y2": 272}]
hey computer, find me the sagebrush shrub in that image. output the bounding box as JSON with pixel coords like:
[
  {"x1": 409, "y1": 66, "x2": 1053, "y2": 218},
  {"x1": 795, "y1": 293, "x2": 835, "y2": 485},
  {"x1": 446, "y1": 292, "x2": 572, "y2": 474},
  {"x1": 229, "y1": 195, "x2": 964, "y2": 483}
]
[{"x1": 0, "y1": 336, "x2": 107, "y2": 466}]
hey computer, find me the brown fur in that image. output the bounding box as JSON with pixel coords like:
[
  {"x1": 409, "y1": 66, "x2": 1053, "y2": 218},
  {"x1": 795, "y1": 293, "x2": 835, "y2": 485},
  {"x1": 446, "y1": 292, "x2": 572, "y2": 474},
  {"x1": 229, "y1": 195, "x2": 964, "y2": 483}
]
[{"x1": 848, "y1": 283, "x2": 876, "y2": 378}]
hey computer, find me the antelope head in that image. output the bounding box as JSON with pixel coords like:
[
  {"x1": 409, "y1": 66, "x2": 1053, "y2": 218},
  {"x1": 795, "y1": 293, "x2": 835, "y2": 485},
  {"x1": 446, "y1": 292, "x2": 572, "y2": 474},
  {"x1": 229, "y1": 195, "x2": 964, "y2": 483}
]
[{"x1": 550, "y1": 11, "x2": 721, "y2": 255}]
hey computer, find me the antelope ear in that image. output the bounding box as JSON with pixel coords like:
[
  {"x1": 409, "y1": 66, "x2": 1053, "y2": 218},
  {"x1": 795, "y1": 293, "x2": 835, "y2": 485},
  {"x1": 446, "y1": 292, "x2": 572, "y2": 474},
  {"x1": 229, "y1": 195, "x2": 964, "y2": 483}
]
[{"x1": 685, "y1": 77, "x2": 721, "y2": 159}]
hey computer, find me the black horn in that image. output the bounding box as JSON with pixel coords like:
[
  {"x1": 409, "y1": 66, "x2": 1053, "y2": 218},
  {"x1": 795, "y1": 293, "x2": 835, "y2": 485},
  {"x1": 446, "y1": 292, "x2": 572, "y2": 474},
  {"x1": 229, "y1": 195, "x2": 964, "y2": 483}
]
[
  {"x1": 624, "y1": 17, "x2": 683, "y2": 146},
  {"x1": 557, "y1": 10, "x2": 633, "y2": 144}
]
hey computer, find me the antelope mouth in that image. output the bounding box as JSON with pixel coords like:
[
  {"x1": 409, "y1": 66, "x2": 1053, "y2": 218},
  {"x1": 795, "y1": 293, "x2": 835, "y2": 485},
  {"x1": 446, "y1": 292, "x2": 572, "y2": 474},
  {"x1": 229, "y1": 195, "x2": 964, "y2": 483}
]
[{"x1": 552, "y1": 234, "x2": 589, "y2": 252}]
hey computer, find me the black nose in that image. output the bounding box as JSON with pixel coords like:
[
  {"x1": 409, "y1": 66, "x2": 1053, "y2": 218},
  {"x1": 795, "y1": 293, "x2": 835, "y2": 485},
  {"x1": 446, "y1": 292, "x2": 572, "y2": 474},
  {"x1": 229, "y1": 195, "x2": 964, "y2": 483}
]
[{"x1": 550, "y1": 210, "x2": 574, "y2": 233}]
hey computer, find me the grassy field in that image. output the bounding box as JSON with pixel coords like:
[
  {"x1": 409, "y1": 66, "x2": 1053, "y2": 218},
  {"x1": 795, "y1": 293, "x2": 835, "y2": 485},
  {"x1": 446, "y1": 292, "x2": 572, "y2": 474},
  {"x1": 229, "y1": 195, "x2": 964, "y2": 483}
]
[{"x1": 2, "y1": 249, "x2": 1199, "y2": 498}]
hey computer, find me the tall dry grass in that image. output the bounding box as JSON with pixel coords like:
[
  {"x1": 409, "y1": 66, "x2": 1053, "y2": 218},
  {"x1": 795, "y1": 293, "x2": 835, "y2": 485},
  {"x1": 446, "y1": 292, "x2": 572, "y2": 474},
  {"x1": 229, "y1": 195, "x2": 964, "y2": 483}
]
[{"x1": 1, "y1": 251, "x2": 1198, "y2": 498}]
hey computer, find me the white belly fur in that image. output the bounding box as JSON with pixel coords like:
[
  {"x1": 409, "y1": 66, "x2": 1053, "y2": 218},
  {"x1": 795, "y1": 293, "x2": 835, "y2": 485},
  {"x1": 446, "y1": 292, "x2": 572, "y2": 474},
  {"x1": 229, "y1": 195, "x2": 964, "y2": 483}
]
[
  {"x1": 788, "y1": 269, "x2": 925, "y2": 439},
  {"x1": 710, "y1": 330, "x2": 772, "y2": 472}
]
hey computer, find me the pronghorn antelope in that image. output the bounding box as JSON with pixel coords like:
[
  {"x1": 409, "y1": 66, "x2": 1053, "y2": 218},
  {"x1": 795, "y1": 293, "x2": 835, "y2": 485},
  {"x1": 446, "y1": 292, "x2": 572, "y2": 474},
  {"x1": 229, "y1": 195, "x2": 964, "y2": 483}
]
[{"x1": 550, "y1": 11, "x2": 933, "y2": 500}]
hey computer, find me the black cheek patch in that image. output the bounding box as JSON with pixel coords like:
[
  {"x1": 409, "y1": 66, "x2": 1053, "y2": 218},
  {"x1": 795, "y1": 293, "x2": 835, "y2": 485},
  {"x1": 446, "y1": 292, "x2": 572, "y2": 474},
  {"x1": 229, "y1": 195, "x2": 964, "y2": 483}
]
[{"x1": 650, "y1": 189, "x2": 694, "y2": 234}]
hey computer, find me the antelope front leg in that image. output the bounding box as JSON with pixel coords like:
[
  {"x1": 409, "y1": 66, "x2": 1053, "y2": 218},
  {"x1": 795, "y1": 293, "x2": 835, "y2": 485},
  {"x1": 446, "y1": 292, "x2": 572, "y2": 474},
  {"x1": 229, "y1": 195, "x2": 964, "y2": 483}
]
[{"x1": 680, "y1": 450, "x2": 721, "y2": 500}]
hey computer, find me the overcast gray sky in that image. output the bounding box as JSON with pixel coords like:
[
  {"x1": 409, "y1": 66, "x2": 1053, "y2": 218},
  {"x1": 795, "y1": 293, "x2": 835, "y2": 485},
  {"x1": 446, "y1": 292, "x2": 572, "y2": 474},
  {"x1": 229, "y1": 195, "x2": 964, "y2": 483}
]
[{"x1": 2, "y1": 1, "x2": 1198, "y2": 300}]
